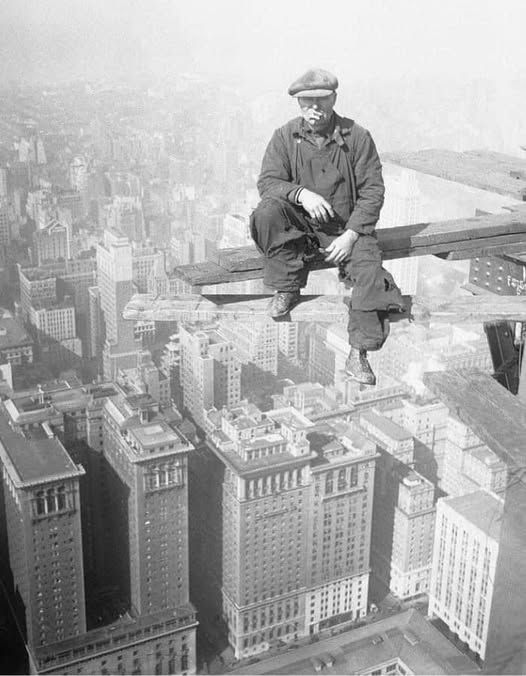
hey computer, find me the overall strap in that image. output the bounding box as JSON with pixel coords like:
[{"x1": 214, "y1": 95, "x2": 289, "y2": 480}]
[{"x1": 334, "y1": 120, "x2": 357, "y2": 205}]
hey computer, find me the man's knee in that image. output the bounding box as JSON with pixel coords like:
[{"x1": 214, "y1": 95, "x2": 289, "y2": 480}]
[{"x1": 251, "y1": 199, "x2": 304, "y2": 254}]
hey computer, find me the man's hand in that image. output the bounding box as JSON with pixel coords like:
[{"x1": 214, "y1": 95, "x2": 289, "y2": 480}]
[
  {"x1": 323, "y1": 230, "x2": 359, "y2": 264},
  {"x1": 298, "y1": 189, "x2": 335, "y2": 223}
]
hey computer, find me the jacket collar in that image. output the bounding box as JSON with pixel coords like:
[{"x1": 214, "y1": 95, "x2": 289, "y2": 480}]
[{"x1": 292, "y1": 113, "x2": 354, "y2": 145}]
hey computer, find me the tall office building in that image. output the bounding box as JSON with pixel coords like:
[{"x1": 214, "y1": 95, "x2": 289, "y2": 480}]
[
  {"x1": 218, "y1": 321, "x2": 278, "y2": 377},
  {"x1": 205, "y1": 403, "x2": 314, "y2": 659},
  {"x1": 306, "y1": 421, "x2": 376, "y2": 634},
  {"x1": 102, "y1": 392, "x2": 195, "y2": 616},
  {"x1": 429, "y1": 491, "x2": 503, "y2": 661},
  {"x1": 0, "y1": 404, "x2": 87, "y2": 651},
  {"x1": 33, "y1": 219, "x2": 71, "y2": 265},
  {"x1": 277, "y1": 323, "x2": 299, "y2": 364},
  {"x1": 379, "y1": 164, "x2": 422, "y2": 295},
  {"x1": 0, "y1": 382, "x2": 198, "y2": 674},
  {"x1": 69, "y1": 156, "x2": 89, "y2": 216},
  {"x1": 197, "y1": 403, "x2": 378, "y2": 659},
  {"x1": 18, "y1": 264, "x2": 58, "y2": 320},
  {"x1": 0, "y1": 197, "x2": 10, "y2": 247},
  {"x1": 132, "y1": 242, "x2": 165, "y2": 293},
  {"x1": 0, "y1": 166, "x2": 7, "y2": 197},
  {"x1": 96, "y1": 230, "x2": 138, "y2": 380},
  {"x1": 390, "y1": 472, "x2": 435, "y2": 599},
  {"x1": 178, "y1": 323, "x2": 241, "y2": 427}
]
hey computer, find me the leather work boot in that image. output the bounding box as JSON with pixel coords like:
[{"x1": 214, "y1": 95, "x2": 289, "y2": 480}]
[
  {"x1": 345, "y1": 348, "x2": 376, "y2": 386},
  {"x1": 268, "y1": 291, "x2": 301, "y2": 318}
]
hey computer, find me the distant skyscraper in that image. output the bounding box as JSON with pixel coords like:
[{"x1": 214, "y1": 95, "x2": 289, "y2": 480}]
[
  {"x1": 277, "y1": 323, "x2": 299, "y2": 364},
  {"x1": 390, "y1": 472, "x2": 435, "y2": 599},
  {"x1": 33, "y1": 219, "x2": 71, "y2": 264},
  {"x1": 0, "y1": 197, "x2": 10, "y2": 247},
  {"x1": 96, "y1": 230, "x2": 138, "y2": 380},
  {"x1": 379, "y1": 164, "x2": 423, "y2": 295},
  {"x1": 218, "y1": 320, "x2": 278, "y2": 396},
  {"x1": 69, "y1": 156, "x2": 89, "y2": 217},
  {"x1": 178, "y1": 323, "x2": 241, "y2": 427},
  {"x1": 0, "y1": 166, "x2": 7, "y2": 197},
  {"x1": 429, "y1": 490, "x2": 503, "y2": 661}
]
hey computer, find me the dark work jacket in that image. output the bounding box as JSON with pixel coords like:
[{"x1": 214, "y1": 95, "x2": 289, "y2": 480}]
[{"x1": 257, "y1": 113, "x2": 384, "y2": 235}]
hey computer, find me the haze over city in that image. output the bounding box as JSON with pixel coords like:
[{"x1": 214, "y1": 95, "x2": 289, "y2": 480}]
[{"x1": 0, "y1": 2, "x2": 525, "y2": 676}]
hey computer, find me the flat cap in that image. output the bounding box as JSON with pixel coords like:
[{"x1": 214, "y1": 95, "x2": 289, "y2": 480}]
[{"x1": 288, "y1": 68, "x2": 338, "y2": 97}]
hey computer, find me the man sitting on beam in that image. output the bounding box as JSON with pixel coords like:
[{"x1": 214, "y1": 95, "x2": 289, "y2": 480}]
[{"x1": 250, "y1": 68, "x2": 405, "y2": 385}]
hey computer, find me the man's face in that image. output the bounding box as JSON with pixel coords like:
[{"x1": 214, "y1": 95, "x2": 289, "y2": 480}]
[{"x1": 298, "y1": 92, "x2": 336, "y2": 131}]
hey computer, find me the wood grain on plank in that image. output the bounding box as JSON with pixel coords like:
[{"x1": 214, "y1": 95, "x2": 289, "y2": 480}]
[
  {"x1": 124, "y1": 292, "x2": 526, "y2": 324},
  {"x1": 424, "y1": 369, "x2": 526, "y2": 467}
]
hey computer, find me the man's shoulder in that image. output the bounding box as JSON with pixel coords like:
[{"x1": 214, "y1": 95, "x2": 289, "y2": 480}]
[{"x1": 336, "y1": 114, "x2": 370, "y2": 140}]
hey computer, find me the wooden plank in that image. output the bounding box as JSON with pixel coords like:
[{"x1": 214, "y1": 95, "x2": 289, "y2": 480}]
[
  {"x1": 435, "y1": 239, "x2": 526, "y2": 261},
  {"x1": 124, "y1": 292, "x2": 526, "y2": 324},
  {"x1": 424, "y1": 369, "x2": 526, "y2": 467},
  {"x1": 383, "y1": 149, "x2": 526, "y2": 200},
  {"x1": 213, "y1": 211, "x2": 526, "y2": 273},
  {"x1": 171, "y1": 211, "x2": 526, "y2": 286}
]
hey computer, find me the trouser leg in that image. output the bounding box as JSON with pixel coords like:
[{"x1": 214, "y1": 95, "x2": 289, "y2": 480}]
[
  {"x1": 339, "y1": 234, "x2": 404, "y2": 351},
  {"x1": 250, "y1": 198, "x2": 312, "y2": 291}
]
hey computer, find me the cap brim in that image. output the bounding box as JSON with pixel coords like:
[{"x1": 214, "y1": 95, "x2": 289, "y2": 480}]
[{"x1": 291, "y1": 89, "x2": 334, "y2": 98}]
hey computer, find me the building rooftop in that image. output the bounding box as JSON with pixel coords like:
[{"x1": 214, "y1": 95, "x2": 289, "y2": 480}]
[
  {"x1": 0, "y1": 406, "x2": 82, "y2": 486},
  {"x1": 229, "y1": 608, "x2": 479, "y2": 675},
  {"x1": 128, "y1": 419, "x2": 187, "y2": 452},
  {"x1": 207, "y1": 437, "x2": 314, "y2": 479},
  {"x1": 361, "y1": 410, "x2": 413, "y2": 442},
  {"x1": 0, "y1": 318, "x2": 32, "y2": 349},
  {"x1": 443, "y1": 490, "x2": 503, "y2": 540},
  {"x1": 309, "y1": 421, "x2": 377, "y2": 466},
  {"x1": 468, "y1": 445, "x2": 505, "y2": 468},
  {"x1": 266, "y1": 407, "x2": 313, "y2": 431}
]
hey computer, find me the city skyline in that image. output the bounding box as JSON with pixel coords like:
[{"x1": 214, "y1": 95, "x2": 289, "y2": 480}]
[{"x1": 0, "y1": 8, "x2": 524, "y2": 672}]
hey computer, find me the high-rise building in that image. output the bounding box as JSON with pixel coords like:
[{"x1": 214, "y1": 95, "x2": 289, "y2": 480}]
[
  {"x1": 18, "y1": 264, "x2": 58, "y2": 320},
  {"x1": 379, "y1": 164, "x2": 422, "y2": 295},
  {"x1": 0, "y1": 380, "x2": 198, "y2": 675},
  {"x1": 102, "y1": 392, "x2": 195, "y2": 616},
  {"x1": 429, "y1": 490, "x2": 503, "y2": 661},
  {"x1": 0, "y1": 197, "x2": 10, "y2": 247},
  {"x1": 205, "y1": 403, "x2": 314, "y2": 658},
  {"x1": 195, "y1": 403, "x2": 378, "y2": 659},
  {"x1": 360, "y1": 410, "x2": 418, "y2": 593},
  {"x1": 96, "y1": 230, "x2": 138, "y2": 380},
  {"x1": 0, "y1": 404, "x2": 87, "y2": 651},
  {"x1": 277, "y1": 323, "x2": 299, "y2": 364},
  {"x1": 390, "y1": 472, "x2": 435, "y2": 599},
  {"x1": 132, "y1": 241, "x2": 165, "y2": 293},
  {"x1": 306, "y1": 420, "x2": 376, "y2": 634},
  {"x1": 33, "y1": 219, "x2": 71, "y2": 265},
  {"x1": 178, "y1": 323, "x2": 241, "y2": 427},
  {"x1": 219, "y1": 321, "x2": 278, "y2": 376},
  {"x1": 69, "y1": 156, "x2": 89, "y2": 216},
  {"x1": 87, "y1": 286, "x2": 102, "y2": 362},
  {"x1": 0, "y1": 166, "x2": 7, "y2": 197}
]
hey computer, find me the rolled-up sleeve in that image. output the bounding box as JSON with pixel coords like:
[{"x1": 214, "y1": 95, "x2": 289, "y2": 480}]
[
  {"x1": 345, "y1": 130, "x2": 385, "y2": 235},
  {"x1": 257, "y1": 129, "x2": 303, "y2": 200}
]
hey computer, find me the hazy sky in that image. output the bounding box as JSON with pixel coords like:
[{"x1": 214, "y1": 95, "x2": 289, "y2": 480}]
[{"x1": 0, "y1": 0, "x2": 525, "y2": 88}]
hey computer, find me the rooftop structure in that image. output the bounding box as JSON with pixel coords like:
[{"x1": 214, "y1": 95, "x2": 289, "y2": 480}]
[{"x1": 229, "y1": 608, "x2": 479, "y2": 675}]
